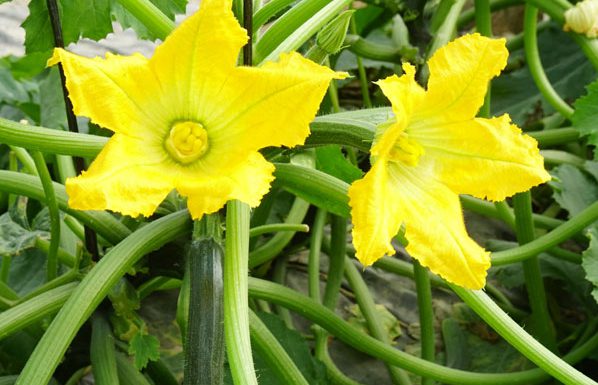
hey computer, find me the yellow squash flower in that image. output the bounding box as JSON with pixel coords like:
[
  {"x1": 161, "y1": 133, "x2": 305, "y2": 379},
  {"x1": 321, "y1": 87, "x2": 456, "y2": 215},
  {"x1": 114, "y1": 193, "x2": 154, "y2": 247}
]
[
  {"x1": 48, "y1": 0, "x2": 344, "y2": 219},
  {"x1": 348, "y1": 34, "x2": 551, "y2": 289}
]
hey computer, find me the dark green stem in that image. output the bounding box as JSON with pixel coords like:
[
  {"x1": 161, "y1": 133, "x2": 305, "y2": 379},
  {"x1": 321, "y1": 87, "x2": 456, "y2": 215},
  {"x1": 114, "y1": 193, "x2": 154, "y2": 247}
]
[
  {"x1": 475, "y1": 0, "x2": 492, "y2": 117},
  {"x1": 45, "y1": 0, "x2": 99, "y2": 261},
  {"x1": 249, "y1": 278, "x2": 597, "y2": 384},
  {"x1": 90, "y1": 313, "x2": 119, "y2": 385},
  {"x1": 344, "y1": 259, "x2": 412, "y2": 385},
  {"x1": 31, "y1": 151, "x2": 60, "y2": 281},
  {"x1": 413, "y1": 261, "x2": 435, "y2": 385},
  {"x1": 523, "y1": 5, "x2": 573, "y2": 118},
  {"x1": 492, "y1": 200, "x2": 598, "y2": 264},
  {"x1": 322, "y1": 216, "x2": 347, "y2": 309},
  {"x1": 309, "y1": 209, "x2": 327, "y2": 301},
  {"x1": 513, "y1": 192, "x2": 557, "y2": 351}
]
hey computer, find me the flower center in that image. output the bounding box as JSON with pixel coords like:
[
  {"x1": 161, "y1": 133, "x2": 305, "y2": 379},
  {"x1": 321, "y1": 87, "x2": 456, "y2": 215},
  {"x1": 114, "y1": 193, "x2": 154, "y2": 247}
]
[
  {"x1": 165, "y1": 121, "x2": 208, "y2": 164},
  {"x1": 388, "y1": 132, "x2": 424, "y2": 167}
]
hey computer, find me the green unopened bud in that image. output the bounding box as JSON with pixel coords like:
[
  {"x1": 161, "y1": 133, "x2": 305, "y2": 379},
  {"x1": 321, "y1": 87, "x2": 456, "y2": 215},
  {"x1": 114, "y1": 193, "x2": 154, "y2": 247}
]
[
  {"x1": 564, "y1": 0, "x2": 598, "y2": 38},
  {"x1": 316, "y1": 10, "x2": 355, "y2": 55}
]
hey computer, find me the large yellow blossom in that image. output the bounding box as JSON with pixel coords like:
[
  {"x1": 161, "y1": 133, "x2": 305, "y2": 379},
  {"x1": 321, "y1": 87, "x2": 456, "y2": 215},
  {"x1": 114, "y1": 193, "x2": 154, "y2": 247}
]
[
  {"x1": 48, "y1": 0, "x2": 344, "y2": 219},
  {"x1": 348, "y1": 34, "x2": 551, "y2": 289}
]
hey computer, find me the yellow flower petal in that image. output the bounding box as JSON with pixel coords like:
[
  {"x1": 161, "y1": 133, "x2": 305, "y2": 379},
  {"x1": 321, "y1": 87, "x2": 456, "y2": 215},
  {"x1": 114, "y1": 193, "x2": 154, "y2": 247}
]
[
  {"x1": 389, "y1": 163, "x2": 491, "y2": 289},
  {"x1": 53, "y1": 0, "x2": 340, "y2": 219},
  {"x1": 149, "y1": 0, "x2": 248, "y2": 117},
  {"x1": 65, "y1": 134, "x2": 172, "y2": 217},
  {"x1": 411, "y1": 115, "x2": 551, "y2": 201},
  {"x1": 48, "y1": 49, "x2": 167, "y2": 138},
  {"x1": 348, "y1": 160, "x2": 403, "y2": 266},
  {"x1": 179, "y1": 153, "x2": 275, "y2": 219},
  {"x1": 420, "y1": 34, "x2": 508, "y2": 122},
  {"x1": 199, "y1": 52, "x2": 347, "y2": 171},
  {"x1": 371, "y1": 63, "x2": 425, "y2": 159}
]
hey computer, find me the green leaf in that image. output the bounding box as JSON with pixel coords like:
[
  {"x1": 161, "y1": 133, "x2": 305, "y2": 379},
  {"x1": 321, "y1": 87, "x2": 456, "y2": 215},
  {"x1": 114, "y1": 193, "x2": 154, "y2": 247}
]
[
  {"x1": 491, "y1": 24, "x2": 596, "y2": 126},
  {"x1": 549, "y1": 163, "x2": 598, "y2": 305},
  {"x1": 315, "y1": 145, "x2": 363, "y2": 184},
  {"x1": 346, "y1": 303, "x2": 401, "y2": 343},
  {"x1": 108, "y1": 278, "x2": 141, "y2": 318},
  {"x1": 128, "y1": 331, "x2": 161, "y2": 370},
  {"x1": 550, "y1": 163, "x2": 598, "y2": 216},
  {"x1": 22, "y1": 0, "x2": 187, "y2": 54},
  {"x1": 443, "y1": 306, "x2": 531, "y2": 372},
  {"x1": 225, "y1": 312, "x2": 327, "y2": 384},
  {"x1": 582, "y1": 228, "x2": 598, "y2": 303},
  {"x1": 572, "y1": 79, "x2": 598, "y2": 157},
  {"x1": 39, "y1": 68, "x2": 67, "y2": 130},
  {"x1": 22, "y1": 0, "x2": 56, "y2": 54},
  {"x1": 0, "y1": 212, "x2": 46, "y2": 257},
  {"x1": 62, "y1": 0, "x2": 113, "y2": 43}
]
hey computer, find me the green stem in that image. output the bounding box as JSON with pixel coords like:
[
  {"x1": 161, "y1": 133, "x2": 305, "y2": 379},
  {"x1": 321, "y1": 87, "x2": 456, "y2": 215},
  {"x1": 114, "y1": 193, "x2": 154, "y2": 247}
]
[
  {"x1": 248, "y1": 310, "x2": 310, "y2": 385},
  {"x1": 0, "y1": 257, "x2": 10, "y2": 284},
  {"x1": 413, "y1": 261, "x2": 435, "y2": 385},
  {"x1": 253, "y1": 0, "x2": 295, "y2": 30},
  {"x1": 272, "y1": 255, "x2": 294, "y2": 329},
  {"x1": 255, "y1": 0, "x2": 351, "y2": 63},
  {"x1": 529, "y1": 128, "x2": 579, "y2": 147},
  {"x1": 523, "y1": 5, "x2": 573, "y2": 118},
  {"x1": 35, "y1": 237, "x2": 78, "y2": 268},
  {"x1": 249, "y1": 278, "x2": 596, "y2": 384},
  {"x1": 31, "y1": 151, "x2": 60, "y2": 281},
  {"x1": 309, "y1": 209, "x2": 327, "y2": 301},
  {"x1": 344, "y1": 35, "x2": 402, "y2": 62},
  {"x1": 249, "y1": 223, "x2": 309, "y2": 237},
  {"x1": 350, "y1": 17, "x2": 372, "y2": 108},
  {"x1": 322, "y1": 216, "x2": 347, "y2": 309},
  {"x1": 0, "y1": 280, "x2": 18, "y2": 302},
  {"x1": 10, "y1": 146, "x2": 37, "y2": 176},
  {"x1": 344, "y1": 259, "x2": 412, "y2": 385},
  {"x1": 0, "y1": 116, "x2": 96, "y2": 157},
  {"x1": 116, "y1": 351, "x2": 152, "y2": 385},
  {"x1": 326, "y1": 57, "x2": 342, "y2": 112},
  {"x1": 373, "y1": 257, "x2": 528, "y2": 319},
  {"x1": 0, "y1": 171, "x2": 130, "y2": 244},
  {"x1": 115, "y1": 0, "x2": 174, "y2": 39},
  {"x1": 458, "y1": 0, "x2": 522, "y2": 28},
  {"x1": 461, "y1": 195, "x2": 563, "y2": 230},
  {"x1": 224, "y1": 200, "x2": 258, "y2": 385},
  {"x1": 0, "y1": 283, "x2": 77, "y2": 341},
  {"x1": 314, "y1": 326, "x2": 363, "y2": 385},
  {"x1": 492, "y1": 200, "x2": 598, "y2": 265},
  {"x1": 64, "y1": 367, "x2": 90, "y2": 385},
  {"x1": 90, "y1": 313, "x2": 119, "y2": 385},
  {"x1": 249, "y1": 197, "x2": 310, "y2": 268},
  {"x1": 541, "y1": 150, "x2": 585, "y2": 167},
  {"x1": 146, "y1": 359, "x2": 179, "y2": 385},
  {"x1": 451, "y1": 286, "x2": 596, "y2": 385},
  {"x1": 475, "y1": 0, "x2": 492, "y2": 118},
  {"x1": 494, "y1": 200, "x2": 516, "y2": 229},
  {"x1": 15, "y1": 211, "x2": 191, "y2": 385},
  {"x1": 512, "y1": 192, "x2": 557, "y2": 351},
  {"x1": 422, "y1": 0, "x2": 466, "y2": 81}
]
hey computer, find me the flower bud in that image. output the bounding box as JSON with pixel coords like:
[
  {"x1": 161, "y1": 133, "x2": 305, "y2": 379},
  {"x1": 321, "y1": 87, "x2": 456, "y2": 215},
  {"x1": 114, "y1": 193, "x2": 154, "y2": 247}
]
[
  {"x1": 564, "y1": 0, "x2": 598, "y2": 38},
  {"x1": 316, "y1": 10, "x2": 355, "y2": 55}
]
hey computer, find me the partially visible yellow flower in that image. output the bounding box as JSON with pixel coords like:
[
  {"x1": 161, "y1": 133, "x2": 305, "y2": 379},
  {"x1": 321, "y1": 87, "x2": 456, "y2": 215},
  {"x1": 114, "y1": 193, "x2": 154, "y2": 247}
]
[
  {"x1": 48, "y1": 0, "x2": 345, "y2": 219},
  {"x1": 348, "y1": 34, "x2": 551, "y2": 289},
  {"x1": 564, "y1": 0, "x2": 598, "y2": 38}
]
